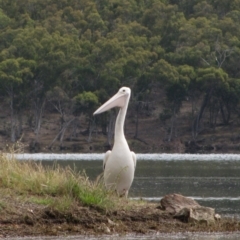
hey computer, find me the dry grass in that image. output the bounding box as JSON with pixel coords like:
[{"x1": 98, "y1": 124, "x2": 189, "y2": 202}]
[{"x1": 0, "y1": 152, "x2": 116, "y2": 211}]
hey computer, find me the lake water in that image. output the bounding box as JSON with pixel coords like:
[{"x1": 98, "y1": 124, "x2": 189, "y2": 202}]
[
  {"x1": 5, "y1": 232, "x2": 240, "y2": 240},
  {"x1": 13, "y1": 153, "x2": 240, "y2": 240}
]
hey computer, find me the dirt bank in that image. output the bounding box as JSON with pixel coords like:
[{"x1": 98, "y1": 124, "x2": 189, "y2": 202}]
[{"x1": 0, "y1": 194, "x2": 240, "y2": 238}]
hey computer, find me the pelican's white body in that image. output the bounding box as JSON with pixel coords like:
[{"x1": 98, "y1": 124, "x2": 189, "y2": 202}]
[
  {"x1": 103, "y1": 134, "x2": 135, "y2": 196},
  {"x1": 93, "y1": 87, "x2": 136, "y2": 197}
]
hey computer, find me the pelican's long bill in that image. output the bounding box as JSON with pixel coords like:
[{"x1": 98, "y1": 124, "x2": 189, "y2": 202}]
[{"x1": 93, "y1": 89, "x2": 130, "y2": 115}]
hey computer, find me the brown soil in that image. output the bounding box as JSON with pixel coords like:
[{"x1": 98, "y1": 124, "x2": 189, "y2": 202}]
[{"x1": 0, "y1": 195, "x2": 240, "y2": 238}]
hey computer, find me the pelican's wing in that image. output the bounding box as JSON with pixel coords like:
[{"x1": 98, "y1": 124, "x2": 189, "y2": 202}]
[
  {"x1": 131, "y1": 151, "x2": 137, "y2": 169},
  {"x1": 103, "y1": 150, "x2": 111, "y2": 170}
]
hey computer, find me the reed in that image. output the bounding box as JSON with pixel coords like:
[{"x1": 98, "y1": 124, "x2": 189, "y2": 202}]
[{"x1": 0, "y1": 152, "x2": 114, "y2": 210}]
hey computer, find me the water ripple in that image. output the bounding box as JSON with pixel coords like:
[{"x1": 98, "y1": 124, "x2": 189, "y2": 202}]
[
  {"x1": 132, "y1": 197, "x2": 240, "y2": 201},
  {"x1": 10, "y1": 153, "x2": 240, "y2": 161}
]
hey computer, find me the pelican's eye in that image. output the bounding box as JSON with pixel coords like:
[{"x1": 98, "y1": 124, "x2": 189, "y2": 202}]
[{"x1": 122, "y1": 89, "x2": 125, "y2": 92}]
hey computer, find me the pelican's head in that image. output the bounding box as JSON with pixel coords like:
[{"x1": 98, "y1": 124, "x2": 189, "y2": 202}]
[{"x1": 93, "y1": 87, "x2": 131, "y2": 115}]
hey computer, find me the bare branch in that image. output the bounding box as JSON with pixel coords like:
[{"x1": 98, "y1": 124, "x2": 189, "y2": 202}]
[{"x1": 201, "y1": 58, "x2": 210, "y2": 66}]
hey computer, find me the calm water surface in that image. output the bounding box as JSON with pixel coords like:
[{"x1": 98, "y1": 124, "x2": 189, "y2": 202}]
[
  {"x1": 5, "y1": 232, "x2": 240, "y2": 240},
  {"x1": 13, "y1": 153, "x2": 240, "y2": 240}
]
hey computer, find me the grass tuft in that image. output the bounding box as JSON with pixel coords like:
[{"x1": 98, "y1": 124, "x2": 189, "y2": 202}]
[
  {"x1": 0, "y1": 201, "x2": 6, "y2": 211},
  {"x1": 0, "y1": 152, "x2": 114, "y2": 210},
  {"x1": 29, "y1": 196, "x2": 55, "y2": 206}
]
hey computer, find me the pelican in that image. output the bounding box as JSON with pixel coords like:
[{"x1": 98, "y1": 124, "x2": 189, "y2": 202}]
[{"x1": 93, "y1": 87, "x2": 136, "y2": 197}]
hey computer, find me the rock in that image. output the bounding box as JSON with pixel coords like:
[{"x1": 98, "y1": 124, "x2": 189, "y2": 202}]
[
  {"x1": 24, "y1": 214, "x2": 35, "y2": 225},
  {"x1": 215, "y1": 213, "x2": 221, "y2": 221},
  {"x1": 189, "y1": 207, "x2": 215, "y2": 224},
  {"x1": 185, "y1": 140, "x2": 202, "y2": 152},
  {"x1": 175, "y1": 206, "x2": 216, "y2": 224},
  {"x1": 160, "y1": 194, "x2": 220, "y2": 224},
  {"x1": 160, "y1": 193, "x2": 200, "y2": 214},
  {"x1": 98, "y1": 223, "x2": 111, "y2": 233},
  {"x1": 108, "y1": 218, "x2": 117, "y2": 226}
]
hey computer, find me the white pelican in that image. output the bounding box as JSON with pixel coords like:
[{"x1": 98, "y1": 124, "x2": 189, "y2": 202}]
[{"x1": 93, "y1": 87, "x2": 136, "y2": 197}]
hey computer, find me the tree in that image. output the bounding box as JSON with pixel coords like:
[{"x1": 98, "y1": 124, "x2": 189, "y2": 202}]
[
  {"x1": 47, "y1": 87, "x2": 75, "y2": 148},
  {"x1": 192, "y1": 67, "x2": 228, "y2": 137},
  {"x1": 0, "y1": 9, "x2": 11, "y2": 29},
  {"x1": 159, "y1": 65, "x2": 194, "y2": 141},
  {"x1": 74, "y1": 91, "x2": 98, "y2": 142},
  {"x1": 5, "y1": 27, "x2": 81, "y2": 143},
  {"x1": 0, "y1": 58, "x2": 35, "y2": 142}
]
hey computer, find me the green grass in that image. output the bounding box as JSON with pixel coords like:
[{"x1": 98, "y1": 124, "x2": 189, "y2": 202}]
[
  {"x1": 0, "y1": 152, "x2": 115, "y2": 211},
  {"x1": 0, "y1": 201, "x2": 6, "y2": 211},
  {"x1": 28, "y1": 196, "x2": 55, "y2": 206},
  {"x1": 28, "y1": 196, "x2": 74, "y2": 211}
]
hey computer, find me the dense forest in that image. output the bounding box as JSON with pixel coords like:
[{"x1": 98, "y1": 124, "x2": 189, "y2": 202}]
[{"x1": 1, "y1": 0, "x2": 240, "y2": 152}]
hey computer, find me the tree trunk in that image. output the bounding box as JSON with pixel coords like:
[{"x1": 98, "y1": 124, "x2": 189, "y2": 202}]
[
  {"x1": 220, "y1": 102, "x2": 227, "y2": 124},
  {"x1": 134, "y1": 101, "x2": 140, "y2": 139},
  {"x1": 168, "y1": 106, "x2": 177, "y2": 142},
  {"x1": 33, "y1": 98, "x2": 45, "y2": 143},
  {"x1": 8, "y1": 85, "x2": 16, "y2": 142},
  {"x1": 87, "y1": 118, "x2": 95, "y2": 143},
  {"x1": 17, "y1": 111, "x2": 23, "y2": 138},
  {"x1": 192, "y1": 88, "x2": 213, "y2": 139},
  {"x1": 49, "y1": 117, "x2": 75, "y2": 148},
  {"x1": 220, "y1": 101, "x2": 231, "y2": 125},
  {"x1": 70, "y1": 117, "x2": 79, "y2": 140}
]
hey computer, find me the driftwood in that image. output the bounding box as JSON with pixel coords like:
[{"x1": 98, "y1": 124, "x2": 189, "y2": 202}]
[{"x1": 160, "y1": 194, "x2": 220, "y2": 224}]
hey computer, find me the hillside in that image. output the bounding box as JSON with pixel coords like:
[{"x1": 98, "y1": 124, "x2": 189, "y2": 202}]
[
  {"x1": 1, "y1": 93, "x2": 240, "y2": 154},
  {"x1": 1, "y1": 0, "x2": 240, "y2": 152}
]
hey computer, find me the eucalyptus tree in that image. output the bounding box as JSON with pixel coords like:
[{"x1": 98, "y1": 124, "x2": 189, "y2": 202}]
[
  {"x1": 0, "y1": 24, "x2": 82, "y2": 143},
  {"x1": 142, "y1": 1, "x2": 186, "y2": 52},
  {"x1": 1, "y1": 0, "x2": 240, "y2": 148},
  {"x1": 173, "y1": 7, "x2": 240, "y2": 138},
  {"x1": 0, "y1": 58, "x2": 35, "y2": 142},
  {"x1": 0, "y1": 9, "x2": 11, "y2": 29},
  {"x1": 208, "y1": 0, "x2": 240, "y2": 17},
  {"x1": 157, "y1": 64, "x2": 194, "y2": 141},
  {"x1": 80, "y1": 11, "x2": 156, "y2": 143},
  {"x1": 191, "y1": 67, "x2": 229, "y2": 137},
  {"x1": 74, "y1": 91, "x2": 98, "y2": 142},
  {"x1": 46, "y1": 87, "x2": 75, "y2": 148}
]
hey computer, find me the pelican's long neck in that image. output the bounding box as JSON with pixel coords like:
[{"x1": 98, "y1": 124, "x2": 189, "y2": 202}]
[{"x1": 114, "y1": 97, "x2": 129, "y2": 143}]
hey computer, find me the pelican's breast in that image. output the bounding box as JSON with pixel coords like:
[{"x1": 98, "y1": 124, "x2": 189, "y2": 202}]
[{"x1": 104, "y1": 141, "x2": 135, "y2": 195}]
